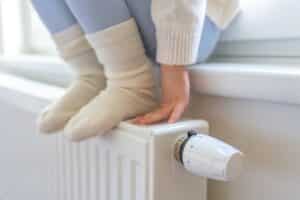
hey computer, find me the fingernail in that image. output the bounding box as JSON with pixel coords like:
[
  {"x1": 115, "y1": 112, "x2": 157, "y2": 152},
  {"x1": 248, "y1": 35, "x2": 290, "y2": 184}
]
[
  {"x1": 133, "y1": 119, "x2": 141, "y2": 124},
  {"x1": 168, "y1": 119, "x2": 175, "y2": 124}
]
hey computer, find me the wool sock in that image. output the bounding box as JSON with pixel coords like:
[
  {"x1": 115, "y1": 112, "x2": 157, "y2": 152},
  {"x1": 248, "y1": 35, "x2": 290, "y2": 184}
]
[
  {"x1": 64, "y1": 19, "x2": 158, "y2": 141},
  {"x1": 38, "y1": 25, "x2": 106, "y2": 134}
]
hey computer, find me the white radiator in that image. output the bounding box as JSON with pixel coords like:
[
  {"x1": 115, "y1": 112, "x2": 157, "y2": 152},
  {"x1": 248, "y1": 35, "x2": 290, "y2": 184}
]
[{"x1": 52, "y1": 120, "x2": 209, "y2": 200}]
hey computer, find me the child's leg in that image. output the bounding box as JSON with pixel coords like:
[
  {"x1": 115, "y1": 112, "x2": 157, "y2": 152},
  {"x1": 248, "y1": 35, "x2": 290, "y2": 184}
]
[
  {"x1": 196, "y1": 17, "x2": 222, "y2": 63},
  {"x1": 124, "y1": 0, "x2": 156, "y2": 59},
  {"x1": 61, "y1": 0, "x2": 157, "y2": 141},
  {"x1": 31, "y1": 0, "x2": 78, "y2": 33},
  {"x1": 64, "y1": 0, "x2": 132, "y2": 33},
  {"x1": 31, "y1": 0, "x2": 106, "y2": 133}
]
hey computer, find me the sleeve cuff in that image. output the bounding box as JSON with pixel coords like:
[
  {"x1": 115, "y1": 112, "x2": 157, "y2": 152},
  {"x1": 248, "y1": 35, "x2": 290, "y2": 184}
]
[{"x1": 155, "y1": 24, "x2": 203, "y2": 66}]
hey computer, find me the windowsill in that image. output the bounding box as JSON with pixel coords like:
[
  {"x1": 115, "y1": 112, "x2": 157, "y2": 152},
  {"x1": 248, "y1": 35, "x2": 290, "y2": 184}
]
[
  {"x1": 0, "y1": 55, "x2": 299, "y2": 114},
  {"x1": 0, "y1": 55, "x2": 72, "y2": 87},
  {"x1": 189, "y1": 63, "x2": 300, "y2": 105},
  {"x1": 0, "y1": 71, "x2": 64, "y2": 114}
]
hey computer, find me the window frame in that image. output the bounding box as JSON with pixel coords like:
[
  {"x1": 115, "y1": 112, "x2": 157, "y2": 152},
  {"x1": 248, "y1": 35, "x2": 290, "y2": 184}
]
[
  {"x1": 0, "y1": 1, "x2": 25, "y2": 55},
  {"x1": 0, "y1": 0, "x2": 299, "y2": 63},
  {"x1": 23, "y1": 1, "x2": 57, "y2": 55},
  {"x1": 0, "y1": 1, "x2": 56, "y2": 56},
  {"x1": 211, "y1": 0, "x2": 300, "y2": 64},
  {"x1": 214, "y1": 39, "x2": 300, "y2": 59},
  {"x1": 0, "y1": 2, "x2": 3, "y2": 54}
]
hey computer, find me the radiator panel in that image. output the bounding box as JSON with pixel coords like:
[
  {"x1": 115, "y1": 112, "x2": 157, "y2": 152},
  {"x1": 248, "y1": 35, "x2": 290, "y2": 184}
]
[
  {"x1": 53, "y1": 121, "x2": 208, "y2": 200},
  {"x1": 55, "y1": 135, "x2": 148, "y2": 200}
]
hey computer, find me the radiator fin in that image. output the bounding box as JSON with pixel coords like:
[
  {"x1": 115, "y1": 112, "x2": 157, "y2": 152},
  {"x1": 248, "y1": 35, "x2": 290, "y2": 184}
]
[{"x1": 56, "y1": 136, "x2": 147, "y2": 200}]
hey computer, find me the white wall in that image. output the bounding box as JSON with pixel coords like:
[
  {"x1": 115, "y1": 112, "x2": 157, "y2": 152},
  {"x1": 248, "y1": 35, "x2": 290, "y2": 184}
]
[
  {"x1": 0, "y1": 100, "x2": 56, "y2": 200},
  {"x1": 1, "y1": 92, "x2": 300, "y2": 200},
  {"x1": 223, "y1": 0, "x2": 300, "y2": 41},
  {"x1": 0, "y1": 71, "x2": 300, "y2": 200},
  {"x1": 187, "y1": 94, "x2": 300, "y2": 200}
]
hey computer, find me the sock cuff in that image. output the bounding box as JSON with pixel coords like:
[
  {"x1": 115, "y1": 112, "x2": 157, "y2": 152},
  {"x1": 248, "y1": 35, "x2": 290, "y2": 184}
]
[
  {"x1": 53, "y1": 25, "x2": 104, "y2": 76},
  {"x1": 86, "y1": 18, "x2": 140, "y2": 48},
  {"x1": 53, "y1": 25, "x2": 92, "y2": 60},
  {"x1": 85, "y1": 18, "x2": 154, "y2": 88},
  {"x1": 86, "y1": 18, "x2": 147, "y2": 73},
  {"x1": 68, "y1": 50, "x2": 105, "y2": 76},
  {"x1": 53, "y1": 24, "x2": 84, "y2": 45}
]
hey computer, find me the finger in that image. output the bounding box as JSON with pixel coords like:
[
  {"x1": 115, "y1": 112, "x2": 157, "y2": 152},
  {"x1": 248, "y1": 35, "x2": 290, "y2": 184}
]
[
  {"x1": 132, "y1": 116, "x2": 145, "y2": 124},
  {"x1": 139, "y1": 105, "x2": 174, "y2": 125},
  {"x1": 139, "y1": 108, "x2": 171, "y2": 125},
  {"x1": 168, "y1": 103, "x2": 186, "y2": 123}
]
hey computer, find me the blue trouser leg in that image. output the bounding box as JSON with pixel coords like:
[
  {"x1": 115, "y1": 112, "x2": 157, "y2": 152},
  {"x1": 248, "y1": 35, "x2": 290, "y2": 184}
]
[
  {"x1": 65, "y1": 0, "x2": 221, "y2": 63},
  {"x1": 32, "y1": 0, "x2": 221, "y2": 64},
  {"x1": 196, "y1": 17, "x2": 222, "y2": 62},
  {"x1": 124, "y1": 0, "x2": 157, "y2": 60},
  {"x1": 64, "y1": 0, "x2": 131, "y2": 33},
  {"x1": 31, "y1": 0, "x2": 78, "y2": 34}
]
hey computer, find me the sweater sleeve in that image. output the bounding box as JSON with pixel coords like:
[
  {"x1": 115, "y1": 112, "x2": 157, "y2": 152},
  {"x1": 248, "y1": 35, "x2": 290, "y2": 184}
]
[{"x1": 152, "y1": 0, "x2": 207, "y2": 65}]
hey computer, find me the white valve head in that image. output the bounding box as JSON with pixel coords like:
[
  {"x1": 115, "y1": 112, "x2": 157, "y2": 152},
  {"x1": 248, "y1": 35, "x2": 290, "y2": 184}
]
[{"x1": 174, "y1": 130, "x2": 244, "y2": 181}]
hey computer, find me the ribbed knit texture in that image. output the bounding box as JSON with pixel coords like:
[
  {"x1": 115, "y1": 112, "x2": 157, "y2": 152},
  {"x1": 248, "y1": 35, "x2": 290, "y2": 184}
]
[
  {"x1": 87, "y1": 19, "x2": 155, "y2": 88},
  {"x1": 53, "y1": 25, "x2": 104, "y2": 76},
  {"x1": 156, "y1": 24, "x2": 204, "y2": 65},
  {"x1": 152, "y1": 0, "x2": 240, "y2": 65}
]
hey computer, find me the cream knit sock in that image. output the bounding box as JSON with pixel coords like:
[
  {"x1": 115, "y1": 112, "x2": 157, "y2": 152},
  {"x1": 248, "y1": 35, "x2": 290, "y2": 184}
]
[
  {"x1": 38, "y1": 25, "x2": 106, "y2": 134},
  {"x1": 64, "y1": 19, "x2": 158, "y2": 141}
]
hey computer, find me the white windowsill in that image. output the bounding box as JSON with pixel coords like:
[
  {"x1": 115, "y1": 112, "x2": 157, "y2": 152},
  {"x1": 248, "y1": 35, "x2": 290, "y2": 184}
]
[
  {"x1": 189, "y1": 63, "x2": 300, "y2": 105},
  {"x1": 0, "y1": 55, "x2": 72, "y2": 87},
  {"x1": 0, "y1": 55, "x2": 299, "y2": 115}
]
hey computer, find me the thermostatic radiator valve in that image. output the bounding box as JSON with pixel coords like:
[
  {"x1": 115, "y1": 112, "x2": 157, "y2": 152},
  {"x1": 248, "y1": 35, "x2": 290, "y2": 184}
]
[{"x1": 174, "y1": 130, "x2": 244, "y2": 181}]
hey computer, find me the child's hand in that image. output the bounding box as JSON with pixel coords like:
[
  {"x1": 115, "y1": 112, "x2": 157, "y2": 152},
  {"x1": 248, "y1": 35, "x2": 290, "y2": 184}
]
[{"x1": 134, "y1": 64, "x2": 190, "y2": 125}]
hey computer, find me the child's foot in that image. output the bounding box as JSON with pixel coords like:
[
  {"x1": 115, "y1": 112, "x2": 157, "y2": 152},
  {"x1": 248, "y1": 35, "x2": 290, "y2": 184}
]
[
  {"x1": 64, "y1": 65, "x2": 157, "y2": 141},
  {"x1": 63, "y1": 19, "x2": 158, "y2": 141},
  {"x1": 37, "y1": 25, "x2": 106, "y2": 133},
  {"x1": 38, "y1": 74, "x2": 105, "y2": 133}
]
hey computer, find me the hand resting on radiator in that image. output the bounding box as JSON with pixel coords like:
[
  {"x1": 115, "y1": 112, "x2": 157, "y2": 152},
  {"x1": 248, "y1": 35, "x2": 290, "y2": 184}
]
[{"x1": 134, "y1": 64, "x2": 190, "y2": 125}]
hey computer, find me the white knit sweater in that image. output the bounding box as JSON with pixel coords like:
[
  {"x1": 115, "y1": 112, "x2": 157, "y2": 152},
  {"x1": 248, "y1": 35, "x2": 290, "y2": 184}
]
[{"x1": 152, "y1": 0, "x2": 241, "y2": 65}]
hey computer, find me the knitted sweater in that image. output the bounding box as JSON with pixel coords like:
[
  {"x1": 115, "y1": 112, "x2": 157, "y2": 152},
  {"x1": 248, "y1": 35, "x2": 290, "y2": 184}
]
[{"x1": 152, "y1": 0, "x2": 241, "y2": 65}]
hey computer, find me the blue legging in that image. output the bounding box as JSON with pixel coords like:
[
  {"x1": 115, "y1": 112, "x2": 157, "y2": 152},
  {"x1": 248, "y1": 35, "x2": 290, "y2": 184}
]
[{"x1": 31, "y1": 0, "x2": 221, "y2": 63}]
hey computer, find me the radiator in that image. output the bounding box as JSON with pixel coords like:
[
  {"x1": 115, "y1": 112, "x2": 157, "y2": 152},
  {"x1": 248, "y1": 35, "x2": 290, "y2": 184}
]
[{"x1": 51, "y1": 120, "x2": 209, "y2": 200}]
